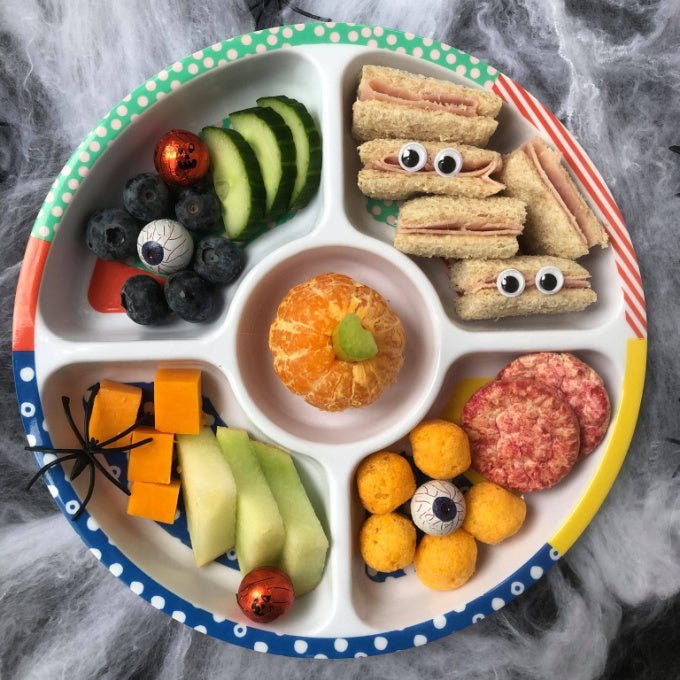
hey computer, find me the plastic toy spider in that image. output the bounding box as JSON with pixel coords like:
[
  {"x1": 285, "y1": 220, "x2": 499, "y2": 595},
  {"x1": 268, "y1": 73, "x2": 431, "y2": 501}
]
[{"x1": 25, "y1": 383, "x2": 153, "y2": 521}]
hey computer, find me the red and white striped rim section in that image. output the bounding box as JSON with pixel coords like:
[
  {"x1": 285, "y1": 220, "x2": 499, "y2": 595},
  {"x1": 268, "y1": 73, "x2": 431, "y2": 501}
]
[{"x1": 493, "y1": 73, "x2": 647, "y2": 340}]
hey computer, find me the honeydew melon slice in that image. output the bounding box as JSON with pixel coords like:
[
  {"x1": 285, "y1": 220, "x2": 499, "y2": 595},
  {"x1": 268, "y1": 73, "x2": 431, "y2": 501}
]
[
  {"x1": 176, "y1": 427, "x2": 237, "y2": 568},
  {"x1": 250, "y1": 440, "x2": 329, "y2": 596},
  {"x1": 215, "y1": 427, "x2": 285, "y2": 575}
]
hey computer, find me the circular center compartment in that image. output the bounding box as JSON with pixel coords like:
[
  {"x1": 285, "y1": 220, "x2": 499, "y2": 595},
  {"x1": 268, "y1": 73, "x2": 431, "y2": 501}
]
[{"x1": 230, "y1": 243, "x2": 444, "y2": 454}]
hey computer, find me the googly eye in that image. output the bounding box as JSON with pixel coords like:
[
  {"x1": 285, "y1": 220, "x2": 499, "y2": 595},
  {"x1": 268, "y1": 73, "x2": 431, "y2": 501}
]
[
  {"x1": 137, "y1": 219, "x2": 194, "y2": 275},
  {"x1": 433, "y1": 148, "x2": 464, "y2": 177},
  {"x1": 411, "y1": 480, "x2": 466, "y2": 536},
  {"x1": 398, "y1": 142, "x2": 428, "y2": 172},
  {"x1": 535, "y1": 266, "x2": 564, "y2": 295},
  {"x1": 496, "y1": 268, "x2": 526, "y2": 297}
]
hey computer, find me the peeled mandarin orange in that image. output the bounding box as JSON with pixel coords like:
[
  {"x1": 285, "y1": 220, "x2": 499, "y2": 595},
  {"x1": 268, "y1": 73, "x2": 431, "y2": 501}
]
[{"x1": 268, "y1": 273, "x2": 406, "y2": 411}]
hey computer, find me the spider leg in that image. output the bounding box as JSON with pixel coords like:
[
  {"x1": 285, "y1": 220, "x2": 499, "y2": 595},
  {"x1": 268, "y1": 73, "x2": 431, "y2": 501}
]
[
  {"x1": 82, "y1": 383, "x2": 100, "y2": 444},
  {"x1": 61, "y1": 396, "x2": 88, "y2": 449},
  {"x1": 87, "y1": 452, "x2": 131, "y2": 495},
  {"x1": 98, "y1": 419, "x2": 151, "y2": 448},
  {"x1": 26, "y1": 446, "x2": 91, "y2": 455},
  {"x1": 96, "y1": 437, "x2": 154, "y2": 454},
  {"x1": 71, "y1": 460, "x2": 96, "y2": 521},
  {"x1": 26, "y1": 453, "x2": 80, "y2": 490}
]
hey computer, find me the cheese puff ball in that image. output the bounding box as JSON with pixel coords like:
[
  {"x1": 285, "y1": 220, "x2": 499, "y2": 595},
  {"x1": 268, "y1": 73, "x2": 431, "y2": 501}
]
[
  {"x1": 409, "y1": 419, "x2": 471, "y2": 479},
  {"x1": 356, "y1": 451, "x2": 416, "y2": 514},
  {"x1": 414, "y1": 529, "x2": 477, "y2": 590},
  {"x1": 462, "y1": 482, "x2": 527, "y2": 545},
  {"x1": 360, "y1": 512, "x2": 416, "y2": 573}
]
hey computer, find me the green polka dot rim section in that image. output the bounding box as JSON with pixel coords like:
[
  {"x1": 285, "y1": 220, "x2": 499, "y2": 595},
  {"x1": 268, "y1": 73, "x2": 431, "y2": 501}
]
[
  {"x1": 30, "y1": 22, "x2": 500, "y2": 243},
  {"x1": 366, "y1": 197, "x2": 399, "y2": 226}
]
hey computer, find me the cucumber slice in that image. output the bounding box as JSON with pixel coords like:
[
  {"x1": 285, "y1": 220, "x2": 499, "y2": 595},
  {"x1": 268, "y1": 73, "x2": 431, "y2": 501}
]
[
  {"x1": 201, "y1": 126, "x2": 265, "y2": 240},
  {"x1": 257, "y1": 95, "x2": 322, "y2": 211},
  {"x1": 229, "y1": 106, "x2": 296, "y2": 221}
]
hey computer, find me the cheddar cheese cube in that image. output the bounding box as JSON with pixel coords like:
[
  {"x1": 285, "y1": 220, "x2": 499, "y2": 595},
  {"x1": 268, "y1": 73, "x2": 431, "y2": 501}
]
[
  {"x1": 127, "y1": 479, "x2": 180, "y2": 524},
  {"x1": 127, "y1": 426, "x2": 174, "y2": 484},
  {"x1": 89, "y1": 380, "x2": 142, "y2": 447},
  {"x1": 154, "y1": 368, "x2": 202, "y2": 434}
]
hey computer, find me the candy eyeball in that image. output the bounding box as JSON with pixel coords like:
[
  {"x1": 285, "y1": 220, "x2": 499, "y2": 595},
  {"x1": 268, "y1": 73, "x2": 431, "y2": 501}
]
[
  {"x1": 496, "y1": 268, "x2": 526, "y2": 297},
  {"x1": 398, "y1": 142, "x2": 428, "y2": 172},
  {"x1": 137, "y1": 219, "x2": 194, "y2": 275},
  {"x1": 535, "y1": 266, "x2": 564, "y2": 295},
  {"x1": 411, "y1": 480, "x2": 466, "y2": 536}
]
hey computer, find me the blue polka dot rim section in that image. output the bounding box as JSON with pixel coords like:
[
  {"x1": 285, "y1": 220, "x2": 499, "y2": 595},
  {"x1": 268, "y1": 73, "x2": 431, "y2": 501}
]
[{"x1": 14, "y1": 352, "x2": 48, "y2": 451}]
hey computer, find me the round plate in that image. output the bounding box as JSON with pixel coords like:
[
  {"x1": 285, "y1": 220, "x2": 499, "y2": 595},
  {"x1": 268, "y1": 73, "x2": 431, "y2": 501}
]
[{"x1": 12, "y1": 22, "x2": 647, "y2": 659}]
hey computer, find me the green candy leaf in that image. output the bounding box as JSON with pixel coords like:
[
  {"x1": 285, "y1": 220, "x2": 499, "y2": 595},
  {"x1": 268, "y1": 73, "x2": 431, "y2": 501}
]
[{"x1": 332, "y1": 313, "x2": 378, "y2": 362}]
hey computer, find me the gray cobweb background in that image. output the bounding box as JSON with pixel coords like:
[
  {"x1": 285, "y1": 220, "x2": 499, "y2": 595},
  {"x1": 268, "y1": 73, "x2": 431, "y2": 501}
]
[{"x1": 1, "y1": 1, "x2": 679, "y2": 678}]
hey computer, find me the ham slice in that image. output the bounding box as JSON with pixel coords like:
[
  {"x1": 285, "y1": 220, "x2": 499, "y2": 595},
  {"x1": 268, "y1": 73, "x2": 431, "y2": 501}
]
[
  {"x1": 358, "y1": 78, "x2": 479, "y2": 117},
  {"x1": 466, "y1": 276, "x2": 590, "y2": 295},
  {"x1": 398, "y1": 220, "x2": 523, "y2": 237},
  {"x1": 366, "y1": 154, "x2": 504, "y2": 194},
  {"x1": 367, "y1": 154, "x2": 502, "y2": 177},
  {"x1": 522, "y1": 139, "x2": 602, "y2": 247}
]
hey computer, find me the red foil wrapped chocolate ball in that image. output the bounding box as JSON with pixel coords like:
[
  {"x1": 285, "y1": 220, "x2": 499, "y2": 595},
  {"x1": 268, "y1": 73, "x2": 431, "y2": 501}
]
[
  {"x1": 236, "y1": 566, "x2": 295, "y2": 623},
  {"x1": 153, "y1": 129, "x2": 210, "y2": 187}
]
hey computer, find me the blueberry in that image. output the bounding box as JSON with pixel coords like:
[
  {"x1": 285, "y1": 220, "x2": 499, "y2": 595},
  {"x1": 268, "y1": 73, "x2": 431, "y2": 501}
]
[
  {"x1": 123, "y1": 172, "x2": 172, "y2": 222},
  {"x1": 192, "y1": 236, "x2": 242, "y2": 284},
  {"x1": 86, "y1": 208, "x2": 141, "y2": 261},
  {"x1": 174, "y1": 183, "x2": 222, "y2": 232},
  {"x1": 120, "y1": 274, "x2": 169, "y2": 325},
  {"x1": 164, "y1": 270, "x2": 216, "y2": 322}
]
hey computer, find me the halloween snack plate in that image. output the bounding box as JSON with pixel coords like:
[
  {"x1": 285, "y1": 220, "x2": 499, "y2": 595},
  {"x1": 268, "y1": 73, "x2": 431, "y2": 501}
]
[{"x1": 12, "y1": 23, "x2": 647, "y2": 658}]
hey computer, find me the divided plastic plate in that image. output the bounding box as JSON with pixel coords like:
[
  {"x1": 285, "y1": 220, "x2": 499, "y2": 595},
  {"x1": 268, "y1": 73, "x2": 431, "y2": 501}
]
[{"x1": 12, "y1": 22, "x2": 647, "y2": 659}]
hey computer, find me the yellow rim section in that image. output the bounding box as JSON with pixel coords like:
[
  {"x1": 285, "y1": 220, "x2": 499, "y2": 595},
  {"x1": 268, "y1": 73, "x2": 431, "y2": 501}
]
[{"x1": 549, "y1": 338, "x2": 647, "y2": 554}]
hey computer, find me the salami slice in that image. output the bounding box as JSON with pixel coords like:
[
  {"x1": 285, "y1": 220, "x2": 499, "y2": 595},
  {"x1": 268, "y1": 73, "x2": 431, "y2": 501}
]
[
  {"x1": 461, "y1": 378, "x2": 580, "y2": 492},
  {"x1": 497, "y1": 352, "x2": 611, "y2": 457}
]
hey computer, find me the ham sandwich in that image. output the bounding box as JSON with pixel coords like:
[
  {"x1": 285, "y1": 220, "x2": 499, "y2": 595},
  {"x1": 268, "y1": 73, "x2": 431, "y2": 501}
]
[
  {"x1": 357, "y1": 139, "x2": 505, "y2": 200},
  {"x1": 450, "y1": 255, "x2": 597, "y2": 320},
  {"x1": 352, "y1": 64, "x2": 503, "y2": 147},
  {"x1": 394, "y1": 196, "x2": 527, "y2": 259},
  {"x1": 499, "y1": 137, "x2": 609, "y2": 259}
]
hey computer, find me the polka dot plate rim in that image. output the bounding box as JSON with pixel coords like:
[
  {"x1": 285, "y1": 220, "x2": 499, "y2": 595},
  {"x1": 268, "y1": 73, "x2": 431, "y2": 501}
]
[{"x1": 12, "y1": 22, "x2": 646, "y2": 659}]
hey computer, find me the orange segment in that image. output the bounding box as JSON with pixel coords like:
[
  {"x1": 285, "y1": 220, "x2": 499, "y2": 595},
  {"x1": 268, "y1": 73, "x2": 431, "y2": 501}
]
[{"x1": 268, "y1": 273, "x2": 405, "y2": 411}]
